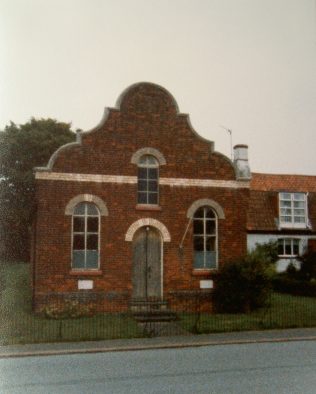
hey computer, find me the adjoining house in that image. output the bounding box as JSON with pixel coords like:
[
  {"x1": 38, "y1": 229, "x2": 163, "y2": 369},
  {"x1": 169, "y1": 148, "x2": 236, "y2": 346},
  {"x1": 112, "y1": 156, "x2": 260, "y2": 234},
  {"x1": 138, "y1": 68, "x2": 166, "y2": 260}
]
[
  {"x1": 247, "y1": 173, "x2": 316, "y2": 272},
  {"x1": 31, "y1": 82, "x2": 316, "y2": 313}
]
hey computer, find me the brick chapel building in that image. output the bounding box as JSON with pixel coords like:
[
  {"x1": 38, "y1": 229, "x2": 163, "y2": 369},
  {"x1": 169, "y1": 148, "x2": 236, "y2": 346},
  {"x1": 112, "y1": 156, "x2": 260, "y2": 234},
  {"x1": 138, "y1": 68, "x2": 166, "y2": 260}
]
[
  {"x1": 32, "y1": 82, "x2": 316, "y2": 312},
  {"x1": 32, "y1": 82, "x2": 252, "y2": 311}
]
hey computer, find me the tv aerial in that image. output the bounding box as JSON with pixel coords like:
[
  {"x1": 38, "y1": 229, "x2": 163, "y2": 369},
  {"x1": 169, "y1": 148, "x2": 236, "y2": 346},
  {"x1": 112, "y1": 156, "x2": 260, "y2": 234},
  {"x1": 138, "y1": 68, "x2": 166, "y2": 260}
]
[{"x1": 219, "y1": 125, "x2": 233, "y2": 160}]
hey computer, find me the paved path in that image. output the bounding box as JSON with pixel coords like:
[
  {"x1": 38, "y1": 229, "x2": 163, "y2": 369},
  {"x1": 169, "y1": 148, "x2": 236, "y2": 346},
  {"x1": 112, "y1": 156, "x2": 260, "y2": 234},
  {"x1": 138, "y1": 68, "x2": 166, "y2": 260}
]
[{"x1": 0, "y1": 328, "x2": 315, "y2": 358}]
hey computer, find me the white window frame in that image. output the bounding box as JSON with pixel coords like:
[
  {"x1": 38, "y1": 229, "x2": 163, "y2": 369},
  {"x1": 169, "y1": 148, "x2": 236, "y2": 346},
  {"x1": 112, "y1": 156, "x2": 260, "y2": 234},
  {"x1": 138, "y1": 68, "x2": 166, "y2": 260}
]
[
  {"x1": 72, "y1": 202, "x2": 100, "y2": 270},
  {"x1": 193, "y1": 206, "x2": 218, "y2": 270},
  {"x1": 279, "y1": 192, "x2": 308, "y2": 229},
  {"x1": 137, "y1": 155, "x2": 159, "y2": 205},
  {"x1": 277, "y1": 238, "x2": 300, "y2": 258}
]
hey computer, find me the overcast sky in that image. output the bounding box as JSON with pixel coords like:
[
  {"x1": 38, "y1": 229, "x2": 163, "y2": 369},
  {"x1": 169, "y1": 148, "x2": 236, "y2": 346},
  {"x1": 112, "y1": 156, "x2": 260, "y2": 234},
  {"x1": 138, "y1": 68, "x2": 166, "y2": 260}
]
[{"x1": 1, "y1": 0, "x2": 316, "y2": 175}]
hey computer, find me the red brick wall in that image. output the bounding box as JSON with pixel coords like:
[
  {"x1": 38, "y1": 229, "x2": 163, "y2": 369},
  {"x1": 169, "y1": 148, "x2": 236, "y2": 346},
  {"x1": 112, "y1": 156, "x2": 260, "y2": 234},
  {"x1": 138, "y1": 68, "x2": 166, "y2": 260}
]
[
  {"x1": 308, "y1": 239, "x2": 316, "y2": 253},
  {"x1": 33, "y1": 83, "x2": 249, "y2": 309}
]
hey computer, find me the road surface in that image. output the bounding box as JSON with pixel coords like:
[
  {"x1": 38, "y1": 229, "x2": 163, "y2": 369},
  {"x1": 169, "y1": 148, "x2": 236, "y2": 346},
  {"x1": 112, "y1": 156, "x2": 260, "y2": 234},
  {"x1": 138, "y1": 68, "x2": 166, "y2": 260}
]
[{"x1": 0, "y1": 340, "x2": 315, "y2": 393}]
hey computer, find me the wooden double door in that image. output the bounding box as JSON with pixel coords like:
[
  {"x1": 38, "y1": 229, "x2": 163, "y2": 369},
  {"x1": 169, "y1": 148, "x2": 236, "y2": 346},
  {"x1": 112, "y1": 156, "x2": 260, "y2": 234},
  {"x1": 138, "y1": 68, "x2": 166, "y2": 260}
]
[{"x1": 132, "y1": 226, "x2": 162, "y2": 299}]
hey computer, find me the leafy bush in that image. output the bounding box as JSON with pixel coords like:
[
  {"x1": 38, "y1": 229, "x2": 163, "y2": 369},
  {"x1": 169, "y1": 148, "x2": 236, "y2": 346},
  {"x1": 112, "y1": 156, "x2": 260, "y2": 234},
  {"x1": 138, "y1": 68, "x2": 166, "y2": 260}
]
[
  {"x1": 272, "y1": 276, "x2": 316, "y2": 297},
  {"x1": 298, "y1": 251, "x2": 316, "y2": 281},
  {"x1": 272, "y1": 251, "x2": 316, "y2": 297},
  {"x1": 213, "y1": 242, "x2": 277, "y2": 313},
  {"x1": 286, "y1": 262, "x2": 299, "y2": 279}
]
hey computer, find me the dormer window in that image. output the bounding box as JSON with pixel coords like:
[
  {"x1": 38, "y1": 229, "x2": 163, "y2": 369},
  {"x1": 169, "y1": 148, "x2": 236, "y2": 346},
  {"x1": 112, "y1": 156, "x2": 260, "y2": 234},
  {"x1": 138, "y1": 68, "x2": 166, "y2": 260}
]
[
  {"x1": 279, "y1": 192, "x2": 307, "y2": 228},
  {"x1": 137, "y1": 155, "x2": 159, "y2": 205}
]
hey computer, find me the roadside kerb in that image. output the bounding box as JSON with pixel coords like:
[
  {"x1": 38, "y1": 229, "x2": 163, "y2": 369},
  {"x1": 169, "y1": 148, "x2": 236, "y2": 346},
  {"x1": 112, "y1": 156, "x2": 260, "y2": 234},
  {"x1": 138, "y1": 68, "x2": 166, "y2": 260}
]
[{"x1": 1, "y1": 328, "x2": 315, "y2": 359}]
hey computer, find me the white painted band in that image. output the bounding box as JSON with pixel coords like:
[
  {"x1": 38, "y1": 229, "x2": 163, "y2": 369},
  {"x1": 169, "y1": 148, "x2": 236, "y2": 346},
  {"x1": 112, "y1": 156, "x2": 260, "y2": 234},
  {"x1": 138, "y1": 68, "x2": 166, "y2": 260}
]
[{"x1": 35, "y1": 171, "x2": 250, "y2": 189}]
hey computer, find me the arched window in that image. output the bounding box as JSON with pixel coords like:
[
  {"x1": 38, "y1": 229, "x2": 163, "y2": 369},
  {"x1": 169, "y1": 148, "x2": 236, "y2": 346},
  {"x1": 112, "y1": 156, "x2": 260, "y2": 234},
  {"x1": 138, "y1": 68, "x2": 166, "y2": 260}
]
[
  {"x1": 72, "y1": 202, "x2": 100, "y2": 269},
  {"x1": 137, "y1": 155, "x2": 159, "y2": 205},
  {"x1": 193, "y1": 206, "x2": 217, "y2": 269}
]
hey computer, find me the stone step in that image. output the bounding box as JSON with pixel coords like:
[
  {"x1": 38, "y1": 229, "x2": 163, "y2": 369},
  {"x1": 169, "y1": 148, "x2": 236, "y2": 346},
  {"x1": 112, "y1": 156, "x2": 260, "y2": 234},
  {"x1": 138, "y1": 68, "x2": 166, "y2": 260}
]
[
  {"x1": 129, "y1": 300, "x2": 169, "y2": 312},
  {"x1": 132, "y1": 310, "x2": 177, "y2": 323}
]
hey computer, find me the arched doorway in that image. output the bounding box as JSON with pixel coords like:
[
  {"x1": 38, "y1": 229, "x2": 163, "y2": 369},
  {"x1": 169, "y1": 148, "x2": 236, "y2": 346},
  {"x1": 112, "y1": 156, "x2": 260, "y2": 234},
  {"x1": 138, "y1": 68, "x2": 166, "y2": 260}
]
[{"x1": 132, "y1": 226, "x2": 162, "y2": 300}]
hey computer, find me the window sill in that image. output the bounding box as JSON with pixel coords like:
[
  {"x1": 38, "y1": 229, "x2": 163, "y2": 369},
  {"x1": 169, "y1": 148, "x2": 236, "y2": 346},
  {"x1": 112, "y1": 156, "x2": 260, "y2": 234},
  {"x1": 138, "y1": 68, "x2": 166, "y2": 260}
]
[
  {"x1": 279, "y1": 223, "x2": 308, "y2": 229},
  {"x1": 69, "y1": 270, "x2": 102, "y2": 276},
  {"x1": 136, "y1": 204, "x2": 162, "y2": 211},
  {"x1": 192, "y1": 269, "x2": 216, "y2": 276}
]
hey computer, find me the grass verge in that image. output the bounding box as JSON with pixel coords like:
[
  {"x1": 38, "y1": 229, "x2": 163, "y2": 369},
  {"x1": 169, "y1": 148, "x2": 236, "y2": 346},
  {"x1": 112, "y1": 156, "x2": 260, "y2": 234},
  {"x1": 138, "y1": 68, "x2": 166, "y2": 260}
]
[
  {"x1": 0, "y1": 263, "x2": 141, "y2": 345},
  {"x1": 0, "y1": 263, "x2": 315, "y2": 344}
]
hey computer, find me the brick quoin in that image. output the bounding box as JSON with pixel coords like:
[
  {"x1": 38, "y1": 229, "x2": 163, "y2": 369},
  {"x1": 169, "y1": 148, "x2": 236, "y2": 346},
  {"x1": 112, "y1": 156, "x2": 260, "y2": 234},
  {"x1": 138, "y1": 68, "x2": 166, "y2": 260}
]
[{"x1": 32, "y1": 82, "x2": 250, "y2": 312}]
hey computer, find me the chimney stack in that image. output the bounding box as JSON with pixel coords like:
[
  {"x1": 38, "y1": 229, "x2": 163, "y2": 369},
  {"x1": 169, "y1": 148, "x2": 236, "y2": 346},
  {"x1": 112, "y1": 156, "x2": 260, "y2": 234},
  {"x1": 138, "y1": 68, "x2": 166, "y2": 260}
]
[{"x1": 233, "y1": 145, "x2": 251, "y2": 180}]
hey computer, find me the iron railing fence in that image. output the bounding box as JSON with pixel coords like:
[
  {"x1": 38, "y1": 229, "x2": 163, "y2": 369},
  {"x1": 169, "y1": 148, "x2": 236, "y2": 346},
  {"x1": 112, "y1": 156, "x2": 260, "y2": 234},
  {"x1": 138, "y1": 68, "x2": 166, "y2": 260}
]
[{"x1": 0, "y1": 291, "x2": 315, "y2": 345}]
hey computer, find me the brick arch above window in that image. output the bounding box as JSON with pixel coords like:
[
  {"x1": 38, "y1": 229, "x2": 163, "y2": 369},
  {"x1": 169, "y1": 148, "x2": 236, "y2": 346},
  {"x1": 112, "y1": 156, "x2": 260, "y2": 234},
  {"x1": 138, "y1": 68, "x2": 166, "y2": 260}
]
[
  {"x1": 131, "y1": 148, "x2": 166, "y2": 166},
  {"x1": 187, "y1": 198, "x2": 225, "y2": 219},
  {"x1": 65, "y1": 194, "x2": 109, "y2": 216},
  {"x1": 125, "y1": 218, "x2": 171, "y2": 242}
]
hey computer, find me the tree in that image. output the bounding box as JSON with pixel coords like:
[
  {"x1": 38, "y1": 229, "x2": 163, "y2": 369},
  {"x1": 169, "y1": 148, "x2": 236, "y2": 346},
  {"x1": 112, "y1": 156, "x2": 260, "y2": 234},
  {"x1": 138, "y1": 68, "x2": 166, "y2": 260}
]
[{"x1": 0, "y1": 118, "x2": 75, "y2": 261}]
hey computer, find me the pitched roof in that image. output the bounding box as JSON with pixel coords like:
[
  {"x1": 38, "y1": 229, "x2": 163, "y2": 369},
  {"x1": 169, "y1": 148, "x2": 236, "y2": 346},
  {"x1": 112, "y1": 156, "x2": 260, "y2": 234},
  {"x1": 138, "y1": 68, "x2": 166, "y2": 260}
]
[
  {"x1": 247, "y1": 190, "x2": 278, "y2": 231},
  {"x1": 251, "y1": 173, "x2": 316, "y2": 192},
  {"x1": 248, "y1": 173, "x2": 316, "y2": 232}
]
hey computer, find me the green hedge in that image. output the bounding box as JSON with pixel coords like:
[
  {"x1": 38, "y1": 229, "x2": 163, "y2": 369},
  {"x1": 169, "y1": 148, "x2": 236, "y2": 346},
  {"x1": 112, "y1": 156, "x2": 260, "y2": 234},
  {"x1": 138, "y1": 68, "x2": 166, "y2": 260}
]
[{"x1": 272, "y1": 277, "x2": 316, "y2": 297}]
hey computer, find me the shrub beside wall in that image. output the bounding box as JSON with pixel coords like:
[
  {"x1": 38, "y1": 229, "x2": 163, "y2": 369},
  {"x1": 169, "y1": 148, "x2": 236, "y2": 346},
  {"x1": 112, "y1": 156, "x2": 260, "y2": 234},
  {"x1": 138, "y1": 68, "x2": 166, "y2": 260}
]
[
  {"x1": 272, "y1": 277, "x2": 316, "y2": 297},
  {"x1": 213, "y1": 242, "x2": 277, "y2": 313},
  {"x1": 272, "y1": 251, "x2": 316, "y2": 298}
]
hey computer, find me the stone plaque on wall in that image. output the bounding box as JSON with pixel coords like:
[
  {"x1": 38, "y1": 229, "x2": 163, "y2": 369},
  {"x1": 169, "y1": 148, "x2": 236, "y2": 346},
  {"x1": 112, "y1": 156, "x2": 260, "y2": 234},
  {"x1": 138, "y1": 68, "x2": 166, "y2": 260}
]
[{"x1": 78, "y1": 280, "x2": 94, "y2": 290}]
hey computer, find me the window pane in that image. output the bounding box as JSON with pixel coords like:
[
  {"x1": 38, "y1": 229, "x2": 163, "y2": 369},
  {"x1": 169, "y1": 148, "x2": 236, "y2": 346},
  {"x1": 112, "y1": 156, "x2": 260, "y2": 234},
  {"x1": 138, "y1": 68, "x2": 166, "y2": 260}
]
[
  {"x1": 193, "y1": 220, "x2": 203, "y2": 234},
  {"x1": 294, "y1": 201, "x2": 305, "y2": 208},
  {"x1": 206, "y1": 237, "x2": 215, "y2": 251},
  {"x1": 139, "y1": 155, "x2": 158, "y2": 167},
  {"x1": 194, "y1": 252, "x2": 205, "y2": 269},
  {"x1": 280, "y1": 200, "x2": 291, "y2": 207},
  {"x1": 87, "y1": 234, "x2": 98, "y2": 250},
  {"x1": 73, "y1": 217, "x2": 85, "y2": 232},
  {"x1": 281, "y1": 216, "x2": 291, "y2": 223},
  {"x1": 278, "y1": 240, "x2": 284, "y2": 255},
  {"x1": 281, "y1": 208, "x2": 292, "y2": 215},
  {"x1": 194, "y1": 208, "x2": 204, "y2": 218},
  {"x1": 205, "y1": 208, "x2": 215, "y2": 219},
  {"x1": 148, "y1": 180, "x2": 158, "y2": 192},
  {"x1": 138, "y1": 167, "x2": 147, "y2": 179},
  {"x1": 148, "y1": 192, "x2": 158, "y2": 204},
  {"x1": 206, "y1": 220, "x2": 215, "y2": 234},
  {"x1": 87, "y1": 203, "x2": 98, "y2": 216},
  {"x1": 86, "y1": 251, "x2": 98, "y2": 269},
  {"x1": 138, "y1": 156, "x2": 147, "y2": 165},
  {"x1": 205, "y1": 252, "x2": 216, "y2": 269},
  {"x1": 294, "y1": 216, "x2": 305, "y2": 223},
  {"x1": 87, "y1": 217, "x2": 98, "y2": 232},
  {"x1": 148, "y1": 168, "x2": 158, "y2": 180},
  {"x1": 294, "y1": 193, "x2": 305, "y2": 201},
  {"x1": 73, "y1": 251, "x2": 85, "y2": 268},
  {"x1": 280, "y1": 193, "x2": 291, "y2": 200},
  {"x1": 147, "y1": 155, "x2": 158, "y2": 166},
  {"x1": 194, "y1": 236, "x2": 204, "y2": 251},
  {"x1": 285, "y1": 240, "x2": 292, "y2": 255},
  {"x1": 73, "y1": 234, "x2": 84, "y2": 250},
  {"x1": 293, "y1": 240, "x2": 299, "y2": 255},
  {"x1": 138, "y1": 180, "x2": 147, "y2": 191},
  {"x1": 138, "y1": 192, "x2": 147, "y2": 204},
  {"x1": 74, "y1": 203, "x2": 85, "y2": 215},
  {"x1": 293, "y1": 209, "x2": 305, "y2": 216}
]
